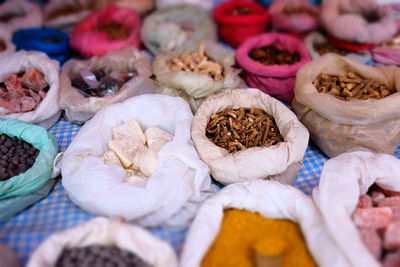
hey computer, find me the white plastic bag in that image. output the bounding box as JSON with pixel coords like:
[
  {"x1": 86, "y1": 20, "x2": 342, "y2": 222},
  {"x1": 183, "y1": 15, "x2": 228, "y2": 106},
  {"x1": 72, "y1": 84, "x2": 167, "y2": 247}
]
[
  {"x1": 61, "y1": 94, "x2": 213, "y2": 229},
  {"x1": 59, "y1": 46, "x2": 157, "y2": 124},
  {"x1": 304, "y1": 32, "x2": 372, "y2": 63},
  {"x1": 0, "y1": 28, "x2": 15, "y2": 58},
  {"x1": 153, "y1": 41, "x2": 246, "y2": 113},
  {"x1": 191, "y1": 89, "x2": 309, "y2": 185},
  {"x1": 0, "y1": 0, "x2": 43, "y2": 33},
  {"x1": 181, "y1": 180, "x2": 351, "y2": 267},
  {"x1": 27, "y1": 217, "x2": 178, "y2": 267},
  {"x1": 0, "y1": 51, "x2": 61, "y2": 130},
  {"x1": 156, "y1": 0, "x2": 212, "y2": 12},
  {"x1": 43, "y1": 0, "x2": 92, "y2": 33},
  {"x1": 313, "y1": 151, "x2": 400, "y2": 267}
]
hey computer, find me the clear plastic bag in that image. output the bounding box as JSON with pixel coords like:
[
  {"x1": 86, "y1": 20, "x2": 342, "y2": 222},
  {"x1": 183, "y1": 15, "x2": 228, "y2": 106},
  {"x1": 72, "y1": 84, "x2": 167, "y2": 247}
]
[{"x1": 0, "y1": 0, "x2": 42, "y2": 33}]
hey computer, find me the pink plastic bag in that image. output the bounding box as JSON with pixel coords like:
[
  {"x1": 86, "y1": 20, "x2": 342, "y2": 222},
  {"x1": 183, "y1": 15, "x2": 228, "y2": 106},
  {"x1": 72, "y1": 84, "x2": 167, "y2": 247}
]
[
  {"x1": 372, "y1": 46, "x2": 400, "y2": 66},
  {"x1": 70, "y1": 4, "x2": 141, "y2": 58},
  {"x1": 235, "y1": 33, "x2": 310, "y2": 104},
  {"x1": 321, "y1": 0, "x2": 397, "y2": 44},
  {"x1": 269, "y1": 0, "x2": 320, "y2": 33}
]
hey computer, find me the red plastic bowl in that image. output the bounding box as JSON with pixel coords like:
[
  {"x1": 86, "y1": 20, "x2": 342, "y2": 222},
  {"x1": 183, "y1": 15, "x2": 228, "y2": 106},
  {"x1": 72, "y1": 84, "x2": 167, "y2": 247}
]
[
  {"x1": 214, "y1": 1, "x2": 269, "y2": 48},
  {"x1": 326, "y1": 35, "x2": 376, "y2": 52}
]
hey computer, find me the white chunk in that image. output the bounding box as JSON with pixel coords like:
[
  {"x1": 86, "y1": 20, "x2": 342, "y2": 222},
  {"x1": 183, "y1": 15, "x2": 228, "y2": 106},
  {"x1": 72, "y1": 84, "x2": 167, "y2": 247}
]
[{"x1": 112, "y1": 119, "x2": 146, "y2": 144}]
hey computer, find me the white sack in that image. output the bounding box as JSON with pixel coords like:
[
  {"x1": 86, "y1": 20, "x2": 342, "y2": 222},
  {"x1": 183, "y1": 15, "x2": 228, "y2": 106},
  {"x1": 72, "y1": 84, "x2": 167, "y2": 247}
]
[
  {"x1": 60, "y1": 46, "x2": 156, "y2": 124},
  {"x1": 181, "y1": 180, "x2": 351, "y2": 267},
  {"x1": 156, "y1": 0, "x2": 212, "y2": 12},
  {"x1": 0, "y1": 28, "x2": 15, "y2": 58},
  {"x1": 313, "y1": 151, "x2": 400, "y2": 267},
  {"x1": 61, "y1": 94, "x2": 213, "y2": 229},
  {"x1": 0, "y1": 51, "x2": 61, "y2": 129},
  {"x1": 191, "y1": 89, "x2": 309, "y2": 185},
  {"x1": 304, "y1": 32, "x2": 372, "y2": 63},
  {"x1": 27, "y1": 217, "x2": 178, "y2": 267},
  {"x1": 0, "y1": 0, "x2": 43, "y2": 33}
]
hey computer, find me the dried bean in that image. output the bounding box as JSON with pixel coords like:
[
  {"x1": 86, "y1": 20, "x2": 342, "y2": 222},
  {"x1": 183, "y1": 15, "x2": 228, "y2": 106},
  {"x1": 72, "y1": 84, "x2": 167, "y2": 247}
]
[
  {"x1": 249, "y1": 45, "x2": 300, "y2": 65},
  {"x1": 95, "y1": 21, "x2": 130, "y2": 39}
]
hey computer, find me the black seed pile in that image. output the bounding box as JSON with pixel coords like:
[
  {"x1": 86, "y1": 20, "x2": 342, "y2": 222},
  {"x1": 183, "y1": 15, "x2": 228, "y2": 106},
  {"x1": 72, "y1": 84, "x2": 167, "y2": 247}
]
[
  {"x1": 0, "y1": 134, "x2": 39, "y2": 181},
  {"x1": 55, "y1": 245, "x2": 151, "y2": 267}
]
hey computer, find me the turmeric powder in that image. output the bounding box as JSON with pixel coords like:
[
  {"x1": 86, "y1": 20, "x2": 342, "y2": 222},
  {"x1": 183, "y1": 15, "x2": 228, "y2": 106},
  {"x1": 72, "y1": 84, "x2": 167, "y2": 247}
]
[{"x1": 201, "y1": 209, "x2": 316, "y2": 267}]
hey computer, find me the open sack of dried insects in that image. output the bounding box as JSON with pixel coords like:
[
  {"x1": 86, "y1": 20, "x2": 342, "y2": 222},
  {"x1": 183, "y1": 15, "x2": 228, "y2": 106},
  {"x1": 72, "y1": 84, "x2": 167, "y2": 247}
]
[
  {"x1": 304, "y1": 32, "x2": 372, "y2": 64},
  {"x1": 313, "y1": 151, "x2": 400, "y2": 267},
  {"x1": 236, "y1": 33, "x2": 310, "y2": 104},
  {"x1": 0, "y1": 51, "x2": 61, "y2": 129},
  {"x1": 269, "y1": 0, "x2": 320, "y2": 35},
  {"x1": 292, "y1": 53, "x2": 400, "y2": 158},
  {"x1": 70, "y1": 4, "x2": 141, "y2": 58},
  {"x1": 372, "y1": 33, "x2": 400, "y2": 66},
  {"x1": 59, "y1": 46, "x2": 156, "y2": 124},
  {"x1": 28, "y1": 217, "x2": 178, "y2": 267},
  {"x1": 154, "y1": 42, "x2": 245, "y2": 113},
  {"x1": 62, "y1": 94, "x2": 214, "y2": 228},
  {"x1": 141, "y1": 4, "x2": 217, "y2": 55},
  {"x1": 43, "y1": 0, "x2": 93, "y2": 34},
  {"x1": 0, "y1": 119, "x2": 58, "y2": 223},
  {"x1": 320, "y1": 0, "x2": 397, "y2": 45},
  {"x1": 0, "y1": 0, "x2": 42, "y2": 33},
  {"x1": 0, "y1": 28, "x2": 15, "y2": 58},
  {"x1": 181, "y1": 180, "x2": 350, "y2": 267},
  {"x1": 191, "y1": 89, "x2": 309, "y2": 185}
]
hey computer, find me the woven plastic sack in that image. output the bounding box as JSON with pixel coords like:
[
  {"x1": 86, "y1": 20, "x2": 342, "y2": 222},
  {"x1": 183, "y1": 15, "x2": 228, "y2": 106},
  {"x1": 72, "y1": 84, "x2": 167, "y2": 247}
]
[
  {"x1": 156, "y1": 0, "x2": 212, "y2": 11},
  {"x1": 305, "y1": 32, "x2": 372, "y2": 63},
  {"x1": 0, "y1": 0, "x2": 42, "y2": 33},
  {"x1": 191, "y1": 89, "x2": 309, "y2": 185},
  {"x1": 236, "y1": 33, "x2": 310, "y2": 104},
  {"x1": 59, "y1": 46, "x2": 156, "y2": 124},
  {"x1": 153, "y1": 41, "x2": 246, "y2": 113},
  {"x1": 269, "y1": 0, "x2": 320, "y2": 33},
  {"x1": 372, "y1": 34, "x2": 400, "y2": 66},
  {"x1": 320, "y1": 0, "x2": 397, "y2": 44},
  {"x1": 181, "y1": 180, "x2": 351, "y2": 267},
  {"x1": 28, "y1": 217, "x2": 178, "y2": 267},
  {"x1": 70, "y1": 4, "x2": 141, "y2": 58},
  {"x1": 0, "y1": 28, "x2": 15, "y2": 58},
  {"x1": 62, "y1": 95, "x2": 214, "y2": 228},
  {"x1": 213, "y1": 1, "x2": 270, "y2": 48},
  {"x1": 0, "y1": 51, "x2": 61, "y2": 129},
  {"x1": 292, "y1": 53, "x2": 400, "y2": 158},
  {"x1": 94, "y1": 0, "x2": 155, "y2": 15},
  {"x1": 313, "y1": 151, "x2": 400, "y2": 267},
  {"x1": 141, "y1": 4, "x2": 217, "y2": 55},
  {"x1": 0, "y1": 242, "x2": 22, "y2": 267},
  {"x1": 43, "y1": 0, "x2": 93, "y2": 33}
]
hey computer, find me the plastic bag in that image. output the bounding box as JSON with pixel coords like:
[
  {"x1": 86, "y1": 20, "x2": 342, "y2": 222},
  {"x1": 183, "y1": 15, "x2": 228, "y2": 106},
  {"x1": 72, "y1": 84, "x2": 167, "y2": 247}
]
[
  {"x1": 191, "y1": 89, "x2": 309, "y2": 185},
  {"x1": 181, "y1": 180, "x2": 350, "y2": 267},
  {"x1": 0, "y1": 28, "x2": 15, "y2": 58},
  {"x1": 70, "y1": 4, "x2": 141, "y2": 58},
  {"x1": 372, "y1": 34, "x2": 400, "y2": 66},
  {"x1": 141, "y1": 4, "x2": 217, "y2": 55},
  {"x1": 94, "y1": 0, "x2": 155, "y2": 15},
  {"x1": 155, "y1": 0, "x2": 212, "y2": 12},
  {"x1": 313, "y1": 151, "x2": 400, "y2": 267},
  {"x1": 61, "y1": 94, "x2": 214, "y2": 228},
  {"x1": 305, "y1": 32, "x2": 372, "y2": 63},
  {"x1": 0, "y1": 51, "x2": 61, "y2": 129},
  {"x1": 0, "y1": 0, "x2": 42, "y2": 33},
  {"x1": 27, "y1": 217, "x2": 178, "y2": 267},
  {"x1": 213, "y1": 1, "x2": 270, "y2": 48},
  {"x1": 43, "y1": 0, "x2": 93, "y2": 33},
  {"x1": 320, "y1": 0, "x2": 397, "y2": 44},
  {"x1": 0, "y1": 242, "x2": 22, "y2": 267},
  {"x1": 235, "y1": 33, "x2": 310, "y2": 104},
  {"x1": 59, "y1": 46, "x2": 156, "y2": 124},
  {"x1": 153, "y1": 41, "x2": 246, "y2": 113},
  {"x1": 292, "y1": 53, "x2": 400, "y2": 158},
  {"x1": 269, "y1": 0, "x2": 320, "y2": 33}
]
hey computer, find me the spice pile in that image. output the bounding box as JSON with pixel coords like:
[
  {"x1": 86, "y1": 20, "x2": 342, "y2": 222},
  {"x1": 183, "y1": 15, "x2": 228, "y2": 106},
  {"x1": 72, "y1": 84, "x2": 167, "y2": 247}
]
[
  {"x1": 0, "y1": 134, "x2": 39, "y2": 181},
  {"x1": 47, "y1": 6, "x2": 82, "y2": 20},
  {"x1": 0, "y1": 68, "x2": 49, "y2": 113},
  {"x1": 95, "y1": 21, "x2": 130, "y2": 40},
  {"x1": 102, "y1": 119, "x2": 173, "y2": 182},
  {"x1": 313, "y1": 72, "x2": 394, "y2": 100},
  {"x1": 0, "y1": 40, "x2": 5, "y2": 52},
  {"x1": 167, "y1": 44, "x2": 224, "y2": 81},
  {"x1": 352, "y1": 184, "x2": 400, "y2": 266},
  {"x1": 249, "y1": 45, "x2": 300, "y2": 65},
  {"x1": 313, "y1": 42, "x2": 352, "y2": 56},
  {"x1": 55, "y1": 245, "x2": 150, "y2": 267},
  {"x1": 71, "y1": 68, "x2": 137, "y2": 98},
  {"x1": 231, "y1": 7, "x2": 255, "y2": 15},
  {"x1": 206, "y1": 108, "x2": 284, "y2": 153},
  {"x1": 202, "y1": 209, "x2": 316, "y2": 267}
]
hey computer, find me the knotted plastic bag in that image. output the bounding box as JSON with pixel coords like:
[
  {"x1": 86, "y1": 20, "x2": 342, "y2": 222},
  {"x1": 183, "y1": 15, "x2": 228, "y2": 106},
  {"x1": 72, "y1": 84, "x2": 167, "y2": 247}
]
[
  {"x1": 0, "y1": 0, "x2": 42, "y2": 33},
  {"x1": 292, "y1": 53, "x2": 400, "y2": 158}
]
